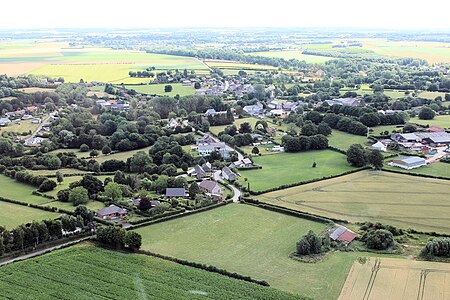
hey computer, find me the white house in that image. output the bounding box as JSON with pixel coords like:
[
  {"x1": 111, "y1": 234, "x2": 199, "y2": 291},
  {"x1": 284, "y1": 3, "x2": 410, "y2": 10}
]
[
  {"x1": 167, "y1": 118, "x2": 180, "y2": 128},
  {"x1": 371, "y1": 141, "x2": 387, "y2": 152}
]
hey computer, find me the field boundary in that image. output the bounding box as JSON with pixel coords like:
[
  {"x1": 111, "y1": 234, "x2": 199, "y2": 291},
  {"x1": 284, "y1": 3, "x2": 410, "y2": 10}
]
[{"x1": 382, "y1": 167, "x2": 450, "y2": 180}]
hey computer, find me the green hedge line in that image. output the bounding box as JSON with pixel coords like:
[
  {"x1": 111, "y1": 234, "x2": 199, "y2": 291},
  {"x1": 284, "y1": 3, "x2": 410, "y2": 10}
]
[
  {"x1": 241, "y1": 199, "x2": 344, "y2": 224},
  {"x1": 129, "y1": 200, "x2": 233, "y2": 230},
  {"x1": 135, "y1": 248, "x2": 270, "y2": 286},
  {"x1": 382, "y1": 168, "x2": 450, "y2": 181},
  {"x1": 244, "y1": 167, "x2": 369, "y2": 195},
  {"x1": 0, "y1": 197, "x2": 74, "y2": 215},
  {"x1": 327, "y1": 146, "x2": 346, "y2": 154}
]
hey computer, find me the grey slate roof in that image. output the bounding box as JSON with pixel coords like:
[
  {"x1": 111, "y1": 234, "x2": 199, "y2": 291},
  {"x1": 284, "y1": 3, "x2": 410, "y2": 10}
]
[
  {"x1": 97, "y1": 205, "x2": 127, "y2": 216},
  {"x1": 165, "y1": 188, "x2": 186, "y2": 197}
]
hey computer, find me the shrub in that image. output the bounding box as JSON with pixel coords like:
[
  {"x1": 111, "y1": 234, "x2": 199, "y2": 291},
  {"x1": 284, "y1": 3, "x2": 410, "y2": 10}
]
[
  {"x1": 422, "y1": 237, "x2": 450, "y2": 257},
  {"x1": 363, "y1": 229, "x2": 394, "y2": 250},
  {"x1": 38, "y1": 179, "x2": 57, "y2": 192}
]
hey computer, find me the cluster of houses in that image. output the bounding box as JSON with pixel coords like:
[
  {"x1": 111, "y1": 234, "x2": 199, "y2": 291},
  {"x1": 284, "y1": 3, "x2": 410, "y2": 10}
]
[
  {"x1": 195, "y1": 134, "x2": 230, "y2": 159},
  {"x1": 0, "y1": 106, "x2": 42, "y2": 127},
  {"x1": 324, "y1": 97, "x2": 365, "y2": 107},
  {"x1": 96, "y1": 99, "x2": 130, "y2": 111}
]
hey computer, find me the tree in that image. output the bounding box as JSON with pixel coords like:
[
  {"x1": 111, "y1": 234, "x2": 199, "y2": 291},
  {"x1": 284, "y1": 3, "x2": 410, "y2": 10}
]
[
  {"x1": 296, "y1": 230, "x2": 323, "y2": 255},
  {"x1": 138, "y1": 198, "x2": 152, "y2": 211},
  {"x1": 317, "y1": 123, "x2": 332, "y2": 136},
  {"x1": 56, "y1": 171, "x2": 64, "y2": 185},
  {"x1": 90, "y1": 150, "x2": 99, "y2": 158},
  {"x1": 346, "y1": 144, "x2": 367, "y2": 167},
  {"x1": 75, "y1": 175, "x2": 104, "y2": 196},
  {"x1": 104, "y1": 182, "x2": 122, "y2": 201},
  {"x1": 422, "y1": 237, "x2": 450, "y2": 257},
  {"x1": 189, "y1": 182, "x2": 200, "y2": 199},
  {"x1": 164, "y1": 85, "x2": 173, "y2": 92},
  {"x1": 129, "y1": 151, "x2": 152, "y2": 173},
  {"x1": 57, "y1": 189, "x2": 70, "y2": 202},
  {"x1": 46, "y1": 155, "x2": 61, "y2": 170},
  {"x1": 251, "y1": 147, "x2": 260, "y2": 155},
  {"x1": 69, "y1": 186, "x2": 89, "y2": 206},
  {"x1": 102, "y1": 145, "x2": 112, "y2": 155},
  {"x1": 124, "y1": 231, "x2": 142, "y2": 250},
  {"x1": 239, "y1": 122, "x2": 252, "y2": 134},
  {"x1": 363, "y1": 229, "x2": 394, "y2": 250},
  {"x1": 38, "y1": 179, "x2": 57, "y2": 192},
  {"x1": 367, "y1": 149, "x2": 384, "y2": 170},
  {"x1": 80, "y1": 144, "x2": 90, "y2": 152},
  {"x1": 418, "y1": 107, "x2": 435, "y2": 120},
  {"x1": 359, "y1": 113, "x2": 381, "y2": 127},
  {"x1": 194, "y1": 82, "x2": 201, "y2": 89}
]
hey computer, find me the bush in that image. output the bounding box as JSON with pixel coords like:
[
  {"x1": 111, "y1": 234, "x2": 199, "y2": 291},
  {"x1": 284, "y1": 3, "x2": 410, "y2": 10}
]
[
  {"x1": 38, "y1": 179, "x2": 57, "y2": 192},
  {"x1": 418, "y1": 107, "x2": 435, "y2": 120},
  {"x1": 363, "y1": 229, "x2": 394, "y2": 250},
  {"x1": 422, "y1": 237, "x2": 450, "y2": 257},
  {"x1": 80, "y1": 144, "x2": 90, "y2": 152}
]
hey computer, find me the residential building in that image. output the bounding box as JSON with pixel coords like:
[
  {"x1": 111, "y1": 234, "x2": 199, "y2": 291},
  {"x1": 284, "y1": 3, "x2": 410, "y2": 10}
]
[
  {"x1": 165, "y1": 188, "x2": 187, "y2": 198},
  {"x1": 221, "y1": 166, "x2": 237, "y2": 181},
  {"x1": 229, "y1": 158, "x2": 253, "y2": 168},
  {"x1": 24, "y1": 137, "x2": 44, "y2": 146},
  {"x1": 390, "y1": 156, "x2": 426, "y2": 170},
  {"x1": 198, "y1": 142, "x2": 229, "y2": 158},
  {"x1": 325, "y1": 97, "x2": 365, "y2": 107},
  {"x1": 96, "y1": 205, "x2": 128, "y2": 219},
  {"x1": 371, "y1": 141, "x2": 387, "y2": 152},
  {"x1": 167, "y1": 118, "x2": 180, "y2": 128},
  {"x1": 243, "y1": 102, "x2": 264, "y2": 116},
  {"x1": 196, "y1": 134, "x2": 216, "y2": 146},
  {"x1": 199, "y1": 180, "x2": 222, "y2": 196},
  {"x1": 187, "y1": 165, "x2": 207, "y2": 179}
]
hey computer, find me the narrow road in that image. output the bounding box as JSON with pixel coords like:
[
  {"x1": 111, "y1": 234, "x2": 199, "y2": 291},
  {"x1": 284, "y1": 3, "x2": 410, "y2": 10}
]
[
  {"x1": 209, "y1": 134, "x2": 244, "y2": 161},
  {"x1": 213, "y1": 170, "x2": 241, "y2": 202},
  {"x1": 30, "y1": 111, "x2": 56, "y2": 138},
  {"x1": 0, "y1": 236, "x2": 91, "y2": 267}
]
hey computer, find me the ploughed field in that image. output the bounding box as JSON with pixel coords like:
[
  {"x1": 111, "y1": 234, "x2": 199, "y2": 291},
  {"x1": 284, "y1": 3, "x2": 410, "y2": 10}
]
[
  {"x1": 0, "y1": 244, "x2": 300, "y2": 300},
  {"x1": 256, "y1": 170, "x2": 450, "y2": 233},
  {"x1": 339, "y1": 257, "x2": 450, "y2": 300},
  {"x1": 134, "y1": 204, "x2": 362, "y2": 300}
]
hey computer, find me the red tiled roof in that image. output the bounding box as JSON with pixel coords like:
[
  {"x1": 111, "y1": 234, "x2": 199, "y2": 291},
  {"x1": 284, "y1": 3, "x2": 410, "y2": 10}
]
[{"x1": 337, "y1": 230, "x2": 356, "y2": 243}]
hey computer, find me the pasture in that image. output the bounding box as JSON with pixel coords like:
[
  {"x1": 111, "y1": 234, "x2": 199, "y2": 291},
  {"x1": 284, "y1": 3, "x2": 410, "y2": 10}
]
[
  {"x1": 0, "y1": 200, "x2": 60, "y2": 229},
  {"x1": 209, "y1": 117, "x2": 261, "y2": 135},
  {"x1": 410, "y1": 115, "x2": 450, "y2": 129},
  {"x1": 238, "y1": 150, "x2": 354, "y2": 192},
  {"x1": 384, "y1": 163, "x2": 450, "y2": 179},
  {"x1": 0, "y1": 174, "x2": 50, "y2": 205},
  {"x1": 256, "y1": 170, "x2": 450, "y2": 233},
  {"x1": 1, "y1": 119, "x2": 40, "y2": 135},
  {"x1": 250, "y1": 50, "x2": 334, "y2": 64},
  {"x1": 0, "y1": 244, "x2": 299, "y2": 300},
  {"x1": 339, "y1": 257, "x2": 450, "y2": 300},
  {"x1": 328, "y1": 130, "x2": 370, "y2": 151},
  {"x1": 123, "y1": 83, "x2": 195, "y2": 97},
  {"x1": 134, "y1": 203, "x2": 358, "y2": 300}
]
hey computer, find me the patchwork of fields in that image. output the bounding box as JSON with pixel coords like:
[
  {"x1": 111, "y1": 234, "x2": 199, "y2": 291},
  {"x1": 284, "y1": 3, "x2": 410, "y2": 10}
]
[
  {"x1": 238, "y1": 150, "x2": 355, "y2": 192},
  {"x1": 339, "y1": 257, "x2": 450, "y2": 300},
  {"x1": 0, "y1": 244, "x2": 300, "y2": 299},
  {"x1": 134, "y1": 204, "x2": 358, "y2": 300},
  {"x1": 256, "y1": 170, "x2": 450, "y2": 233}
]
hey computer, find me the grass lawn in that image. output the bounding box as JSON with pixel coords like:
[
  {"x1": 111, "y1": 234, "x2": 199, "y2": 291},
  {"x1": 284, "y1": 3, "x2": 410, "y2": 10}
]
[
  {"x1": 249, "y1": 50, "x2": 334, "y2": 64},
  {"x1": 94, "y1": 146, "x2": 153, "y2": 163},
  {"x1": 43, "y1": 199, "x2": 106, "y2": 212},
  {"x1": 134, "y1": 204, "x2": 357, "y2": 300},
  {"x1": 238, "y1": 150, "x2": 354, "y2": 192},
  {"x1": 410, "y1": 115, "x2": 450, "y2": 129},
  {"x1": 257, "y1": 170, "x2": 450, "y2": 233},
  {"x1": 44, "y1": 175, "x2": 111, "y2": 198},
  {"x1": 0, "y1": 243, "x2": 299, "y2": 299},
  {"x1": 209, "y1": 117, "x2": 261, "y2": 135},
  {"x1": 384, "y1": 162, "x2": 450, "y2": 179},
  {"x1": 240, "y1": 143, "x2": 280, "y2": 156},
  {"x1": 370, "y1": 124, "x2": 404, "y2": 136},
  {"x1": 0, "y1": 174, "x2": 50, "y2": 205},
  {"x1": 0, "y1": 200, "x2": 61, "y2": 229},
  {"x1": 205, "y1": 60, "x2": 277, "y2": 71},
  {"x1": 328, "y1": 130, "x2": 370, "y2": 151},
  {"x1": 122, "y1": 83, "x2": 195, "y2": 97},
  {"x1": 27, "y1": 168, "x2": 91, "y2": 176},
  {"x1": 1, "y1": 119, "x2": 40, "y2": 135}
]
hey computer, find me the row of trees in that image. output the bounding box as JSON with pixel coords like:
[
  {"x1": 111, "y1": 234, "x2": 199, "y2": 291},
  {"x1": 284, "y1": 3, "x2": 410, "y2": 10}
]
[
  {"x1": 346, "y1": 144, "x2": 384, "y2": 169},
  {"x1": 282, "y1": 134, "x2": 329, "y2": 152},
  {"x1": 6, "y1": 170, "x2": 56, "y2": 192},
  {"x1": 96, "y1": 227, "x2": 142, "y2": 250}
]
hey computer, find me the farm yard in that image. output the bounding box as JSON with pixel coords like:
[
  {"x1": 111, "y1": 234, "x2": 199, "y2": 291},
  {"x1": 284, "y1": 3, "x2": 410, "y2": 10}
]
[
  {"x1": 237, "y1": 150, "x2": 354, "y2": 192},
  {"x1": 256, "y1": 170, "x2": 450, "y2": 233},
  {"x1": 339, "y1": 257, "x2": 450, "y2": 300},
  {"x1": 0, "y1": 200, "x2": 60, "y2": 229},
  {"x1": 134, "y1": 203, "x2": 361, "y2": 300},
  {"x1": 0, "y1": 244, "x2": 300, "y2": 300}
]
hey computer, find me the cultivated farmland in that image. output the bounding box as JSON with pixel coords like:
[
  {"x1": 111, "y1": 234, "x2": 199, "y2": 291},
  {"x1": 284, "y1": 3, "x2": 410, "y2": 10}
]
[
  {"x1": 238, "y1": 150, "x2": 354, "y2": 192},
  {"x1": 0, "y1": 243, "x2": 300, "y2": 300},
  {"x1": 338, "y1": 257, "x2": 450, "y2": 300},
  {"x1": 0, "y1": 200, "x2": 60, "y2": 229},
  {"x1": 134, "y1": 204, "x2": 360, "y2": 300},
  {"x1": 256, "y1": 170, "x2": 450, "y2": 233}
]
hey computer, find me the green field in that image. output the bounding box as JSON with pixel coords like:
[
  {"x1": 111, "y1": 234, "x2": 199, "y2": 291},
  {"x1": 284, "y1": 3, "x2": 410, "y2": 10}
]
[
  {"x1": 238, "y1": 150, "x2": 354, "y2": 192},
  {"x1": 257, "y1": 170, "x2": 450, "y2": 233},
  {"x1": 250, "y1": 50, "x2": 334, "y2": 64},
  {"x1": 384, "y1": 162, "x2": 450, "y2": 179},
  {"x1": 0, "y1": 119, "x2": 40, "y2": 135},
  {"x1": 134, "y1": 203, "x2": 359, "y2": 300},
  {"x1": 0, "y1": 243, "x2": 299, "y2": 300},
  {"x1": 0, "y1": 200, "x2": 61, "y2": 229},
  {"x1": 123, "y1": 83, "x2": 195, "y2": 97},
  {"x1": 43, "y1": 175, "x2": 111, "y2": 198},
  {"x1": 0, "y1": 175, "x2": 50, "y2": 205},
  {"x1": 410, "y1": 115, "x2": 450, "y2": 129},
  {"x1": 328, "y1": 130, "x2": 370, "y2": 151},
  {"x1": 209, "y1": 117, "x2": 261, "y2": 135}
]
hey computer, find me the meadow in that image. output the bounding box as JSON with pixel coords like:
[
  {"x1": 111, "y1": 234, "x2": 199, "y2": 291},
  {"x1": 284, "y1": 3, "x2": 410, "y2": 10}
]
[
  {"x1": 123, "y1": 83, "x2": 195, "y2": 97},
  {"x1": 50, "y1": 146, "x2": 153, "y2": 163},
  {"x1": 410, "y1": 115, "x2": 450, "y2": 129},
  {"x1": 134, "y1": 203, "x2": 358, "y2": 300},
  {"x1": 339, "y1": 257, "x2": 450, "y2": 300},
  {"x1": 238, "y1": 150, "x2": 354, "y2": 192},
  {"x1": 0, "y1": 243, "x2": 299, "y2": 300},
  {"x1": 0, "y1": 174, "x2": 51, "y2": 205},
  {"x1": 1, "y1": 119, "x2": 40, "y2": 135},
  {"x1": 250, "y1": 50, "x2": 334, "y2": 64},
  {"x1": 0, "y1": 200, "x2": 60, "y2": 229},
  {"x1": 43, "y1": 175, "x2": 111, "y2": 198},
  {"x1": 256, "y1": 170, "x2": 450, "y2": 233},
  {"x1": 328, "y1": 130, "x2": 370, "y2": 151},
  {"x1": 384, "y1": 162, "x2": 450, "y2": 179}
]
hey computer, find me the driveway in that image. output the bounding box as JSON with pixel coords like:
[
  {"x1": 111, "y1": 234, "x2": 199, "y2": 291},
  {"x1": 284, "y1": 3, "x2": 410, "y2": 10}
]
[{"x1": 214, "y1": 170, "x2": 241, "y2": 202}]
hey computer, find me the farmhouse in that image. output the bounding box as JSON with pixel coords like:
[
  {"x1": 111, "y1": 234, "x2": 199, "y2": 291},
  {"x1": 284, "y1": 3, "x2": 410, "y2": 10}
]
[
  {"x1": 221, "y1": 166, "x2": 237, "y2": 181},
  {"x1": 165, "y1": 188, "x2": 187, "y2": 198},
  {"x1": 329, "y1": 226, "x2": 356, "y2": 243},
  {"x1": 390, "y1": 156, "x2": 427, "y2": 170},
  {"x1": 199, "y1": 180, "x2": 222, "y2": 197},
  {"x1": 96, "y1": 205, "x2": 128, "y2": 219}
]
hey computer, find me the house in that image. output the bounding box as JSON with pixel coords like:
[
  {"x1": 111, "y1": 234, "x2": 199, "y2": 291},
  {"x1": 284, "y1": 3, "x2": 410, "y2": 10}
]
[
  {"x1": 26, "y1": 106, "x2": 38, "y2": 112},
  {"x1": 199, "y1": 180, "x2": 222, "y2": 196},
  {"x1": 269, "y1": 145, "x2": 285, "y2": 152},
  {"x1": 221, "y1": 166, "x2": 237, "y2": 181},
  {"x1": 325, "y1": 97, "x2": 365, "y2": 107},
  {"x1": 24, "y1": 137, "x2": 44, "y2": 146},
  {"x1": 196, "y1": 134, "x2": 216, "y2": 146},
  {"x1": 267, "y1": 100, "x2": 280, "y2": 110},
  {"x1": 0, "y1": 118, "x2": 10, "y2": 126},
  {"x1": 202, "y1": 161, "x2": 213, "y2": 173},
  {"x1": 230, "y1": 158, "x2": 253, "y2": 168},
  {"x1": 329, "y1": 226, "x2": 356, "y2": 243},
  {"x1": 426, "y1": 126, "x2": 445, "y2": 133},
  {"x1": 243, "y1": 102, "x2": 264, "y2": 116},
  {"x1": 96, "y1": 205, "x2": 128, "y2": 219},
  {"x1": 21, "y1": 114, "x2": 33, "y2": 120},
  {"x1": 182, "y1": 80, "x2": 192, "y2": 86},
  {"x1": 110, "y1": 103, "x2": 130, "y2": 111},
  {"x1": 390, "y1": 156, "x2": 426, "y2": 170},
  {"x1": 167, "y1": 118, "x2": 180, "y2": 128},
  {"x1": 32, "y1": 118, "x2": 41, "y2": 124},
  {"x1": 129, "y1": 198, "x2": 160, "y2": 208},
  {"x1": 371, "y1": 141, "x2": 387, "y2": 152},
  {"x1": 165, "y1": 188, "x2": 186, "y2": 198},
  {"x1": 187, "y1": 165, "x2": 207, "y2": 179},
  {"x1": 198, "y1": 142, "x2": 229, "y2": 158}
]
